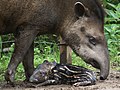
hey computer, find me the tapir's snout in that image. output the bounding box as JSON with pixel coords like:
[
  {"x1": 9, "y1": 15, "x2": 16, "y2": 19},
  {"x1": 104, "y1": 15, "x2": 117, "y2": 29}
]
[
  {"x1": 89, "y1": 57, "x2": 109, "y2": 80},
  {"x1": 77, "y1": 43, "x2": 110, "y2": 80},
  {"x1": 88, "y1": 59, "x2": 100, "y2": 69},
  {"x1": 87, "y1": 46, "x2": 110, "y2": 80},
  {"x1": 99, "y1": 55, "x2": 110, "y2": 80}
]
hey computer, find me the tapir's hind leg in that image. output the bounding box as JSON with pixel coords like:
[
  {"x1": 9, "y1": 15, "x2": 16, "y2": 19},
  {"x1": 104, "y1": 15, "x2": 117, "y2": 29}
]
[
  {"x1": 5, "y1": 25, "x2": 39, "y2": 84},
  {"x1": 22, "y1": 43, "x2": 34, "y2": 82}
]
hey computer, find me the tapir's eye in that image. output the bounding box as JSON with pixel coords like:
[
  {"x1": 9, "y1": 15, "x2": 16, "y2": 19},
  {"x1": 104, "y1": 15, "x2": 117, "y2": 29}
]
[{"x1": 89, "y1": 37, "x2": 96, "y2": 45}]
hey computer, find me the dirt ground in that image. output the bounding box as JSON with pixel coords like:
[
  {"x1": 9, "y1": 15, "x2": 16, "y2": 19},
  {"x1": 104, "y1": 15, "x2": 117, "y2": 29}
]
[{"x1": 0, "y1": 71, "x2": 120, "y2": 90}]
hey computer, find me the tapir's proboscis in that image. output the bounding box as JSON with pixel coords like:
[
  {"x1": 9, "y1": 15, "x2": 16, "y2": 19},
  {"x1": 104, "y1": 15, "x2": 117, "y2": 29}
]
[{"x1": 0, "y1": 0, "x2": 109, "y2": 83}]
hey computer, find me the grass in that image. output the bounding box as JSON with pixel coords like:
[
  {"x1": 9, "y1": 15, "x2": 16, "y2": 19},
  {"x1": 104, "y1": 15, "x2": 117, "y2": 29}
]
[{"x1": 105, "y1": 24, "x2": 120, "y2": 71}]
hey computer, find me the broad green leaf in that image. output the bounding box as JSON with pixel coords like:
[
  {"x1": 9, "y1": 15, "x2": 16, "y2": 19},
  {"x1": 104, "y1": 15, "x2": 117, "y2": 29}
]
[{"x1": 107, "y1": 2, "x2": 116, "y2": 9}]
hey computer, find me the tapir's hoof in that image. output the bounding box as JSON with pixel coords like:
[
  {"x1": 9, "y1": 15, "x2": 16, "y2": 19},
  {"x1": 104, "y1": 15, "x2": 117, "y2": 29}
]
[
  {"x1": 23, "y1": 78, "x2": 30, "y2": 83},
  {"x1": 5, "y1": 70, "x2": 15, "y2": 84}
]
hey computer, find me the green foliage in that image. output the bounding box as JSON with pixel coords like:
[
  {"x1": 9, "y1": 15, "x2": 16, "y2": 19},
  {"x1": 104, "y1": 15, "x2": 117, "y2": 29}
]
[
  {"x1": 34, "y1": 41, "x2": 60, "y2": 67},
  {"x1": 33, "y1": 35, "x2": 60, "y2": 67},
  {"x1": 0, "y1": 43, "x2": 14, "y2": 81},
  {"x1": 104, "y1": 1, "x2": 120, "y2": 70},
  {"x1": 105, "y1": 2, "x2": 120, "y2": 23},
  {"x1": 0, "y1": 36, "x2": 2, "y2": 57}
]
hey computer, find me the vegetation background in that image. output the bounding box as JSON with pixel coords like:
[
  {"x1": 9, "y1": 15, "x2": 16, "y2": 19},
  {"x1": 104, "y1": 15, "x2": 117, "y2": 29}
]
[{"x1": 0, "y1": 0, "x2": 120, "y2": 81}]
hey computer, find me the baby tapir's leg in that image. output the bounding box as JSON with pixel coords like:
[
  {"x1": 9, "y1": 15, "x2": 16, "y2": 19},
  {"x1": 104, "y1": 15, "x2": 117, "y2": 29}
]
[
  {"x1": 33, "y1": 79, "x2": 59, "y2": 87},
  {"x1": 73, "y1": 71, "x2": 96, "y2": 86},
  {"x1": 73, "y1": 80, "x2": 94, "y2": 86}
]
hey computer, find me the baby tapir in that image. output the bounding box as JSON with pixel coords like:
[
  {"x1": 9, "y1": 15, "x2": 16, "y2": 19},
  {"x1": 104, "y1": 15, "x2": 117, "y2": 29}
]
[{"x1": 29, "y1": 60, "x2": 96, "y2": 86}]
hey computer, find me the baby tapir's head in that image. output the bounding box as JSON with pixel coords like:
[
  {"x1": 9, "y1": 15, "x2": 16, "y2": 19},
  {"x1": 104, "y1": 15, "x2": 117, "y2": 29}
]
[{"x1": 29, "y1": 60, "x2": 56, "y2": 83}]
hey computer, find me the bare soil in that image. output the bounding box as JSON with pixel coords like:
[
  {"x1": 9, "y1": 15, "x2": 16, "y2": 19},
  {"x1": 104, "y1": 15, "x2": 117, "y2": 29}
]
[{"x1": 0, "y1": 71, "x2": 120, "y2": 90}]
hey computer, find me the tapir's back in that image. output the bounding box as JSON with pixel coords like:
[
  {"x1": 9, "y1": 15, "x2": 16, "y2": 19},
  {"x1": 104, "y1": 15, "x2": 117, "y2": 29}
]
[
  {"x1": 0, "y1": 0, "x2": 103, "y2": 35},
  {"x1": 0, "y1": 0, "x2": 73, "y2": 34}
]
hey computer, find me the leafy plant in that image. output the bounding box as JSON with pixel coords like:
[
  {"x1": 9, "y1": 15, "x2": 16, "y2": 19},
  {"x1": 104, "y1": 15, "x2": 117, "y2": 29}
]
[
  {"x1": 0, "y1": 36, "x2": 2, "y2": 57},
  {"x1": 105, "y1": 3, "x2": 120, "y2": 23},
  {"x1": 104, "y1": 1, "x2": 120, "y2": 70}
]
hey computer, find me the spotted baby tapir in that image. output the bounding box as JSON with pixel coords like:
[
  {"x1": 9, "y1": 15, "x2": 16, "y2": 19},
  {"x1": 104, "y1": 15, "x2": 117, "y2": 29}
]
[{"x1": 29, "y1": 60, "x2": 96, "y2": 86}]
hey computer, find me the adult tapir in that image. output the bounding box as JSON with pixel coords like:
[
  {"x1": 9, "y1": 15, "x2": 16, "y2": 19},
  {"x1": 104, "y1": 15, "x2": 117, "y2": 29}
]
[{"x1": 0, "y1": 0, "x2": 109, "y2": 83}]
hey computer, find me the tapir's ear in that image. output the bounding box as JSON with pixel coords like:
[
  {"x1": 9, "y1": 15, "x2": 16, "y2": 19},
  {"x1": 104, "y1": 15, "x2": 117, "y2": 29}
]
[
  {"x1": 43, "y1": 60, "x2": 49, "y2": 63},
  {"x1": 53, "y1": 61, "x2": 57, "y2": 66},
  {"x1": 74, "y1": 2, "x2": 86, "y2": 17}
]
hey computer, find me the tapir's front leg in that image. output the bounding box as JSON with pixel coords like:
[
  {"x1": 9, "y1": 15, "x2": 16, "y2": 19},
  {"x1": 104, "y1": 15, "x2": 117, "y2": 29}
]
[{"x1": 5, "y1": 25, "x2": 39, "y2": 83}]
